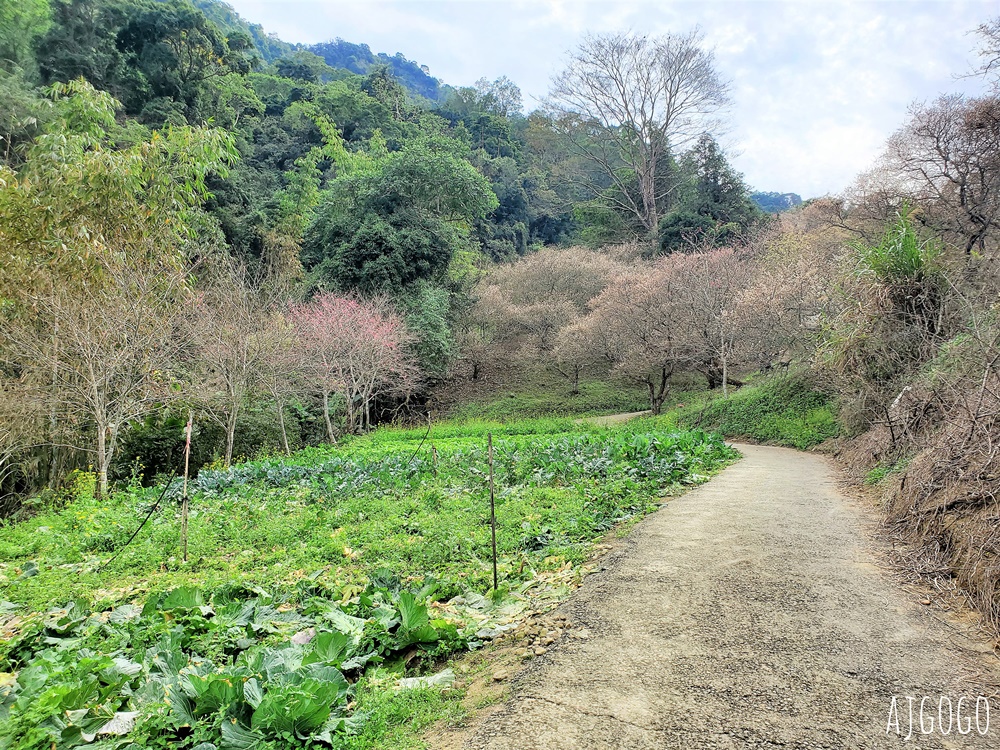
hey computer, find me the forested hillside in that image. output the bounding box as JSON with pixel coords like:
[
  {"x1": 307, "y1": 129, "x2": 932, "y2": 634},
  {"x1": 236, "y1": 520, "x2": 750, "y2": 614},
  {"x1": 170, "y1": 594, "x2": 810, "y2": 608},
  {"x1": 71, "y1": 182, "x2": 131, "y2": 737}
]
[
  {"x1": 0, "y1": 1, "x2": 768, "y2": 505},
  {"x1": 751, "y1": 191, "x2": 802, "y2": 213},
  {"x1": 307, "y1": 40, "x2": 444, "y2": 102},
  {"x1": 190, "y1": 0, "x2": 445, "y2": 100}
]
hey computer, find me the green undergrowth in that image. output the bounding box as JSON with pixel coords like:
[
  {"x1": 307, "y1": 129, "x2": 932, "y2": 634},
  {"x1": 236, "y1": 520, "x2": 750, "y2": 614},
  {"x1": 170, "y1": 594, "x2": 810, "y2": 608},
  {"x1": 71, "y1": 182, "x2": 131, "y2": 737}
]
[
  {"x1": 864, "y1": 454, "x2": 912, "y2": 486},
  {"x1": 646, "y1": 375, "x2": 840, "y2": 450},
  {"x1": 0, "y1": 418, "x2": 737, "y2": 750},
  {"x1": 449, "y1": 377, "x2": 649, "y2": 421}
]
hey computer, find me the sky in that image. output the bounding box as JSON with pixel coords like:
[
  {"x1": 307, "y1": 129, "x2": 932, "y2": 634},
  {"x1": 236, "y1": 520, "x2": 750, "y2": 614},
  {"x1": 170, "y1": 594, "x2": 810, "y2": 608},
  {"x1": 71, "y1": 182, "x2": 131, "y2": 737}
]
[{"x1": 224, "y1": 0, "x2": 996, "y2": 199}]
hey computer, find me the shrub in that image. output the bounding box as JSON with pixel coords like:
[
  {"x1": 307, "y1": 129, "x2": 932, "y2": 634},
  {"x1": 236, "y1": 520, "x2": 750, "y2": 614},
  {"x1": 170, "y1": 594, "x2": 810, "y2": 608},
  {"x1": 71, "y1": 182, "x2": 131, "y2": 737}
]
[{"x1": 675, "y1": 375, "x2": 840, "y2": 449}]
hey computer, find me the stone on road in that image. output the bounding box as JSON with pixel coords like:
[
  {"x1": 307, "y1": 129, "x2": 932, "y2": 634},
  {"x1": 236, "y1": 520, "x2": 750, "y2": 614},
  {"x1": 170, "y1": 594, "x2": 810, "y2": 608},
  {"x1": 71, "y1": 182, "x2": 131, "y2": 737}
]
[{"x1": 465, "y1": 444, "x2": 1000, "y2": 750}]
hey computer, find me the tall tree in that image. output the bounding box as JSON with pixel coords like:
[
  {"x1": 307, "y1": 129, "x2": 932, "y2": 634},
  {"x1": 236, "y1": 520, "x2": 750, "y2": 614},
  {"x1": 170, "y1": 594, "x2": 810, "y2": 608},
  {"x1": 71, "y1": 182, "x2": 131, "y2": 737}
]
[
  {"x1": 975, "y1": 16, "x2": 1000, "y2": 87},
  {"x1": 0, "y1": 0, "x2": 50, "y2": 74},
  {"x1": 474, "y1": 75, "x2": 523, "y2": 118},
  {"x1": 683, "y1": 135, "x2": 761, "y2": 228},
  {"x1": 36, "y1": 0, "x2": 132, "y2": 93},
  {"x1": 656, "y1": 135, "x2": 764, "y2": 254},
  {"x1": 290, "y1": 294, "x2": 418, "y2": 436},
  {"x1": 0, "y1": 80, "x2": 236, "y2": 497},
  {"x1": 304, "y1": 137, "x2": 498, "y2": 293},
  {"x1": 116, "y1": 0, "x2": 258, "y2": 120},
  {"x1": 546, "y1": 30, "x2": 730, "y2": 236}
]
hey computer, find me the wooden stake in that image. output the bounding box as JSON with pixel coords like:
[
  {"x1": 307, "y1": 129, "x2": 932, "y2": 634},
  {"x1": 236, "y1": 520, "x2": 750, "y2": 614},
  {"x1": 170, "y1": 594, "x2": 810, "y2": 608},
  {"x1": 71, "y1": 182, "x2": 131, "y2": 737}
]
[
  {"x1": 182, "y1": 411, "x2": 193, "y2": 563},
  {"x1": 488, "y1": 432, "x2": 497, "y2": 592},
  {"x1": 431, "y1": 445, "x2": 439, "y2": 478}
]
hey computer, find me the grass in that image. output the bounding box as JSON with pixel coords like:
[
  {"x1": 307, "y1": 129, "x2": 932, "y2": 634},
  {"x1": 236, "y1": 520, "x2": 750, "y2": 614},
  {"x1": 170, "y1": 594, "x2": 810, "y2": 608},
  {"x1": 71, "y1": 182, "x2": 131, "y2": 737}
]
[
  {"x1": 342, "y1": 674, "x2": 468, "y2": 750},
  {"x1": 448, "y1": 376, "x2": 649, "y2": 422},
  {"x1": 442, "y1": 372, "x2": 841, "y2": 450},
  {"x1": 863, "y1": 455, "x2": 912, "y2": 486},
  {"x1": 440, "y1": 368, "x2": 840, "y2": 451},
  {"x1": 637, "y1": 374, "x2": 841, "y2": 450},
  {"x1": 0, "y1": 416, "x2": 737, "y2": 750}
]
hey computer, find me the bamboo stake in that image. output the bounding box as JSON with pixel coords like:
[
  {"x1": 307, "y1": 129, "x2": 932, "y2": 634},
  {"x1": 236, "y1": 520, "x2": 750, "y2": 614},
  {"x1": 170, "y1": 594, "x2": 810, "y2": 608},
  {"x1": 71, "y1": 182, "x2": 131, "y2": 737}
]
[
  {"x1": 488, "y1": 432, "x2": 498, "y2": 591},
  {"x1": 182, "y1": 411, "x2": 193, "y2": 563}
]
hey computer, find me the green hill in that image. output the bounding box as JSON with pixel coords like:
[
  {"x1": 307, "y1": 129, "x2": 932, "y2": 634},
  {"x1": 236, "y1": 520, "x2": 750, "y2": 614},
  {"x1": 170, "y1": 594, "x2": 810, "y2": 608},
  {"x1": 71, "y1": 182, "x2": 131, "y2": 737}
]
[
  {"x1": 192, "y1": 0, "x2": 444, "y2": 100},
  {"x1": 751, "y1": 191, "x2": 803, "y2": 213}
]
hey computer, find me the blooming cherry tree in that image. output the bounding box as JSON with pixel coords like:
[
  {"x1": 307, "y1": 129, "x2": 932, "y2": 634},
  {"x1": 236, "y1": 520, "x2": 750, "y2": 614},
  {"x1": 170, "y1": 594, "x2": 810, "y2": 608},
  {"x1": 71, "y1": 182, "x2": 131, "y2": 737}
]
[{"x1": 290, "y1": 294, "x2": 418, "y2": 437}]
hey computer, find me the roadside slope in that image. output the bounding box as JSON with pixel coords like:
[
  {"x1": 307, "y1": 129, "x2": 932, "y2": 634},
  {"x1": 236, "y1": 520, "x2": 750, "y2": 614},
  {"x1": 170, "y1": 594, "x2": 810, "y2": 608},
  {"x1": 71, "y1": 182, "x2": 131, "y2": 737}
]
[{"x1": 465, "y1": 444, "x2": 1000, "y2": 749}]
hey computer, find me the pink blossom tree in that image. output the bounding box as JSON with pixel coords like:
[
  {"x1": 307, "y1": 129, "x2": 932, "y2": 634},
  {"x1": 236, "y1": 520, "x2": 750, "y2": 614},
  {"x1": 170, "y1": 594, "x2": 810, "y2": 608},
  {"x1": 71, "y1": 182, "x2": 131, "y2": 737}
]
[{"x1": 290, "y1": 294, "x2": 419, "y2": 438}]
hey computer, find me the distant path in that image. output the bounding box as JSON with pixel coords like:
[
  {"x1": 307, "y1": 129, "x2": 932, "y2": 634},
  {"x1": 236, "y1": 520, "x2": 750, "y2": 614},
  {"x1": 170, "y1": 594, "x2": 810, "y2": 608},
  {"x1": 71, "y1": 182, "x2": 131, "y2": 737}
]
[
  {"x1": 576, "y1": 410, "x2": 650, "y2": 426},
  {"x1": 466, "y1": 444, "x2": 1000, "y2": 749}
]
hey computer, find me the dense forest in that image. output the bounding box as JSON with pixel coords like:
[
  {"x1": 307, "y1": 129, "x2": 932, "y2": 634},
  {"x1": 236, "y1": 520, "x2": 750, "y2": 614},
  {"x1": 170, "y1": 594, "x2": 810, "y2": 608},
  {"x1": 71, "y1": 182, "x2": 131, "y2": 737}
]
[{"x1": 0, "y1": 0, "x2": 771, "y2": 502}]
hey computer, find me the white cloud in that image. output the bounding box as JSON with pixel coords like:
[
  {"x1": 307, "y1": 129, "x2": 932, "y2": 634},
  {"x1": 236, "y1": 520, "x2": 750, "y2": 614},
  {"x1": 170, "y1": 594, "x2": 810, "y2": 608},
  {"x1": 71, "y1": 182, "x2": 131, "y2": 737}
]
[{"x1": 224, "y1": 0, "x2": 996, "y2": 197}]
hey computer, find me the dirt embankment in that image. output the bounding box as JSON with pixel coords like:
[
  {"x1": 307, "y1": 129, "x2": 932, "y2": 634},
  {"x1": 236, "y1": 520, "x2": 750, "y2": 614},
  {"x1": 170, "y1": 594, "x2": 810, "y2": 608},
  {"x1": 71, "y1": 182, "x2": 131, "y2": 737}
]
[{"x1": 453, "y1": 444, "x2": 1000, "y2": 749}]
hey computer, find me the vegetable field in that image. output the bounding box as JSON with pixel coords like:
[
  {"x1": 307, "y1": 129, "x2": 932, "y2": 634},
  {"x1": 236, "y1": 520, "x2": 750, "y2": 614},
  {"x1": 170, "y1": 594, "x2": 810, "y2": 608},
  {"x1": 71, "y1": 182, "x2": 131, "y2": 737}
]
[{"x1": 0, "y1": 419, "x2": 737, "y2": 749}]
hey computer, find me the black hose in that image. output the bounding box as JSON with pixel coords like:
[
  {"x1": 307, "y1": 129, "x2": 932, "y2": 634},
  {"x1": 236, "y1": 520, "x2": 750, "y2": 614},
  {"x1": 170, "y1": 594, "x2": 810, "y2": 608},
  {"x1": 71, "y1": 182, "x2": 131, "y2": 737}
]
[
  {"x1": 99, "y1": 467, "x2": 180, "y2": 571},
  {"x1": 403, "y1": 417, "x2": 433, "y2": 470}
]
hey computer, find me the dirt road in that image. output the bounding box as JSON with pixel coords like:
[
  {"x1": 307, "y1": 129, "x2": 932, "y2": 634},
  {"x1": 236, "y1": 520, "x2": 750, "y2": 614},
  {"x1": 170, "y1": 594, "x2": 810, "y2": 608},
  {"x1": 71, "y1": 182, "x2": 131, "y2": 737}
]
[{"x1": 465, "y1": 444, "x2": 1000, "y2": 749}]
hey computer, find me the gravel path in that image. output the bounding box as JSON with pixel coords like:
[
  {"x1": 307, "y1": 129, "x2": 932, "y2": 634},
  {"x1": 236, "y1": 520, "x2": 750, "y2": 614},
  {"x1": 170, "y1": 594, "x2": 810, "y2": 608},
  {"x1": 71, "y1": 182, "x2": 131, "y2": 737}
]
[{"x1": 465, "y1": 443, "x2": 1000, "y2": 749}]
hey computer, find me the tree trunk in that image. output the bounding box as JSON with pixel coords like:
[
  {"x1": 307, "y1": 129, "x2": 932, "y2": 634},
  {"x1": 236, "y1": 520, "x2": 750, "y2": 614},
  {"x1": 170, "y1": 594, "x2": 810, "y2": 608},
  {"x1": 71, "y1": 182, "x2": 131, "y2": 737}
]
[
  {"x1": 276, "y1": 399, "x2": 290, "y2": 455},
  {"x1": 641, "y1": 171, "x2": 658, "y2": 236},
  {"x1": 47, "y1": 316, "x2": 60, "y2": 489},
  {"x1": 705, "y1": 362, "x2": 723, "y2": 389},
  {"x1": 93, "y1": 419, "x2": 121, "y2": 500},
  {"x1": 225, "y1": 408, "x2": 237, "y2": 467},
  {"x1": 96, "y1": 422, "x2": 108, "y2": 500},
  {"x1": 704, "y1": 358, "x2": 744, "y2": 390},
  {"x1": 647, "y1": 366, "x2": 670, "y2": 415},
  {"x1": 323, "y1": 391, "x2": 335, "y2": 443},
  {"x1": 345, "y1": 393, "x2": 356, "y2": 435},
  {"x1": 721, "y1": 346, "x2": 729, "y2": 398}
]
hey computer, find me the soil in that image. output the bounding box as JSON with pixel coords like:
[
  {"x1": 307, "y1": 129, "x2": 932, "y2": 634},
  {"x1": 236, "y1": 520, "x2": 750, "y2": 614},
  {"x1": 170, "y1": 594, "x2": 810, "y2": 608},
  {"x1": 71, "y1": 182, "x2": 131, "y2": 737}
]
[{"x1": 451, "y1": 443, "x2": 1000, "y2": 749}]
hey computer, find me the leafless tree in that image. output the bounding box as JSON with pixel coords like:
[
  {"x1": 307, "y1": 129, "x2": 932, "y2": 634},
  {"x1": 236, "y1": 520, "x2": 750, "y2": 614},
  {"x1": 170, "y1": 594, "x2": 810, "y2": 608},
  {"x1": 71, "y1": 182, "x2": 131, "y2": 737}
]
[
  {"x1": 472, "y1": 247, "x2": 623, "y2": 364},
  {"x1": 189, "y1": 258, "x2": 290, "y2": 467},
  {"x1": 486, "y1": 246, "x2": 622, "y2": 311},
  {"x1": 575, "y1": 265, "x2": 692, "y2": 414},
  {"x1": 0, "y1": 372, "x2": 44, "y2": 516},
  {"x1": 668, "y1": 248, "x2": 756, "y2": 395},
  {"x1": 552, "y1": 320, "x2": 604, "y2": 395},
  {"x1": 3, "y1": 255, "x2": 189, "y2": 498},
  {"x1": 291, "y1": 294, "x2": 419, "y2": 436},
  {"x1": 881, "y1": 94, "x2": 1000, "y2": 256},
  {"x1": 257, "y1": 313, "x2": 305, "y2": 456},
  {"x1": 974, "y1": 17, "x2": 1000, "y2": 87},
  {"x1": 558, "y1": 241, "x2": 803, "y2": 408},
  {"x1": 455, "y1": 285, "x2": 508, "y2": 382},
  {"x1": 546, "y1": 29, "x2": 730, "y2": 235}
]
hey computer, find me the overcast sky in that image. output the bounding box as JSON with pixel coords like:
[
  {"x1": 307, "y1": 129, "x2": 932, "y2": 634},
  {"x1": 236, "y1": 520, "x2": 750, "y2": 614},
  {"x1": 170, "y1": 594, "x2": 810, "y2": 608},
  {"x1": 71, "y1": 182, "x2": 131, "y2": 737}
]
[{"x1": 226, "y1": 0, "x2": 995, "y2": 198}]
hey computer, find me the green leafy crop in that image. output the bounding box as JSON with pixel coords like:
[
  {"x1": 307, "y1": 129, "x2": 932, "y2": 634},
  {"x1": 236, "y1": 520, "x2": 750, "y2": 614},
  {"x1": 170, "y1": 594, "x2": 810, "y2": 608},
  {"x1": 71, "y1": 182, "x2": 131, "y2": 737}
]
[{"x1": 0, "y1": 418, "x2": 737, "y2": 748}]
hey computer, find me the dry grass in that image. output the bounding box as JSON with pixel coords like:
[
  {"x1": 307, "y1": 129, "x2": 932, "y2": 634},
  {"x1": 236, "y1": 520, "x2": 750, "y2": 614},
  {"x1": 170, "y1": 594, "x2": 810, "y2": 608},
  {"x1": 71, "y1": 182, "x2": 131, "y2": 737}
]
[{"x1": 847, "y1": 369, "x2": 1000, "y2": 635}]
